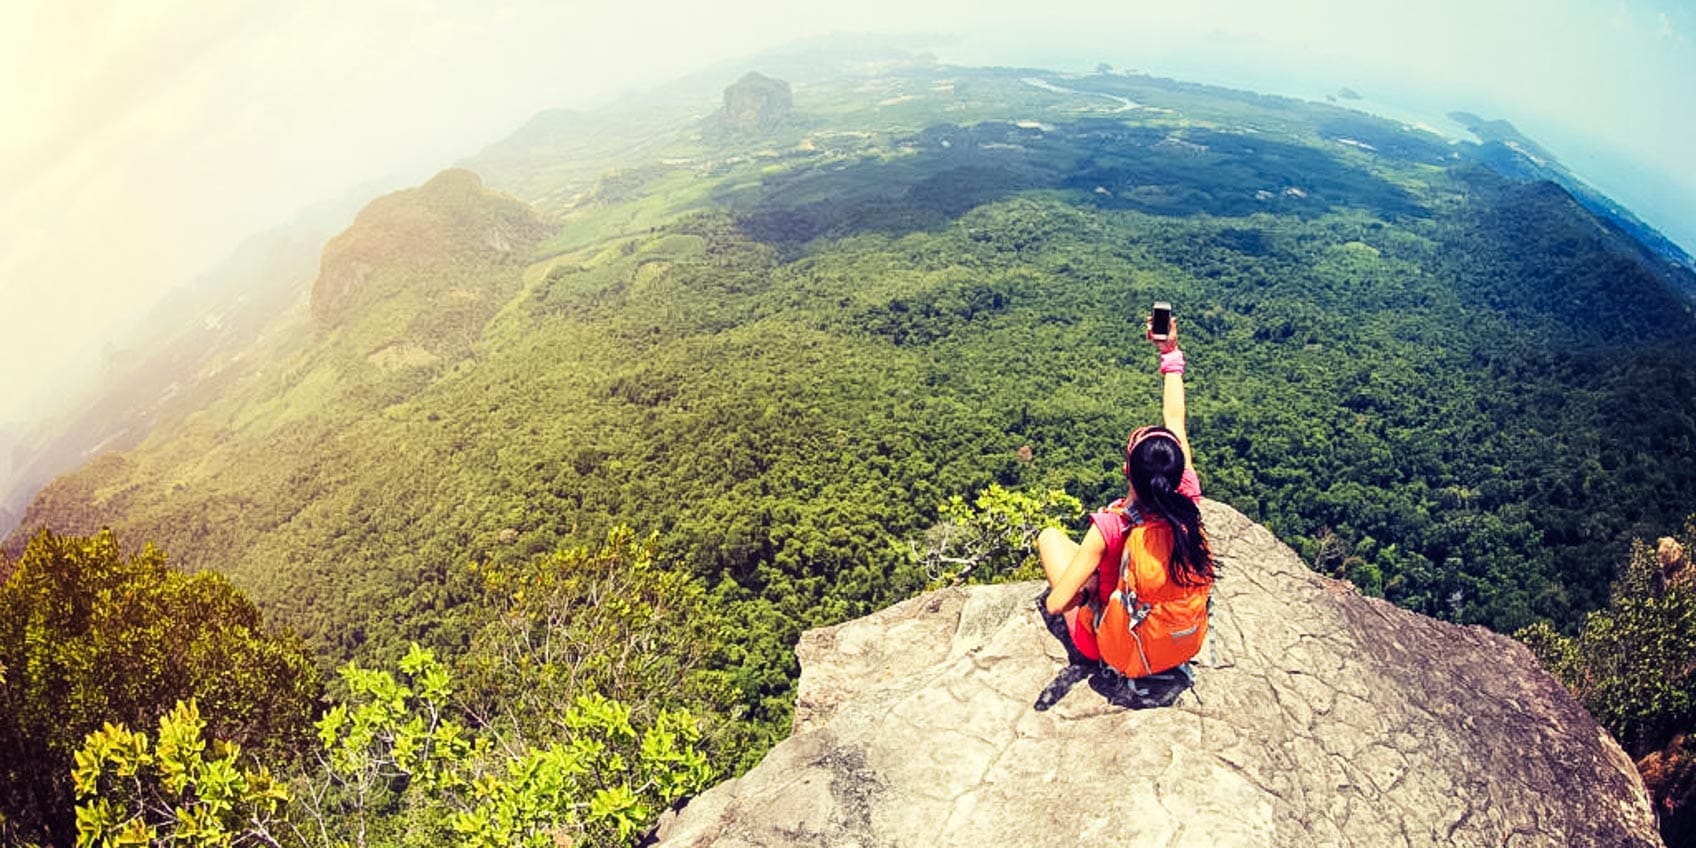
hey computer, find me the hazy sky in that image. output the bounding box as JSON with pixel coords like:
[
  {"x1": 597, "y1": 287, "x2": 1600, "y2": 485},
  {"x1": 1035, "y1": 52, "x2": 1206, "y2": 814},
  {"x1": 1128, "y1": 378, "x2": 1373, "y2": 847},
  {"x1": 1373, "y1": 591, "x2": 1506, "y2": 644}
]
[{"x1": 2, "y1": 0, "x2": 1693, "y2": 433}]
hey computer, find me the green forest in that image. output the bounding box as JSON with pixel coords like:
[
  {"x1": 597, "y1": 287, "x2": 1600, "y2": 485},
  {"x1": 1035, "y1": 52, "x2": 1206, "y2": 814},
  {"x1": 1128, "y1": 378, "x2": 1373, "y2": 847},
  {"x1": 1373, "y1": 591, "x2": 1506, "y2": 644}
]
[{"x1": 3, "y1": 60, "x2": 1696, "y2": 846}]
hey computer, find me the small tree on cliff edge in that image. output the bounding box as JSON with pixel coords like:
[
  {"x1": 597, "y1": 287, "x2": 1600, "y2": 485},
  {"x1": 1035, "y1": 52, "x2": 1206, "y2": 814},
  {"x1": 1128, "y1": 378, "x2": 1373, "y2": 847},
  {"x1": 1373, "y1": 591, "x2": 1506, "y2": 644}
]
[
  {"x1": 1519, "y1": 516, "x2": 1696, "y2": 848},
  {"x1": 1519, "y1": 516, "x2": 1696, "y2": 759}
]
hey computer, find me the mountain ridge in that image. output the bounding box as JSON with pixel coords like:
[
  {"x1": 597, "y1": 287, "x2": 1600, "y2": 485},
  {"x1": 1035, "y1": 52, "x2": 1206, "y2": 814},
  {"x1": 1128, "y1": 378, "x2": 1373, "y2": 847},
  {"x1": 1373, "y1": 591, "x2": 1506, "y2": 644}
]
[
  {"x1": 5, "y1": 63, "x2": 1695, "y2": 825},
  {"x1": 10, "y1": 58, "x2": 1696, "y2": 638},
  {"x1": 0, "y1": 187, "x2": 373, "y2": 535},
  {"x1": 1449, "y1": 110, "x2": 1696, "y2": 294}
]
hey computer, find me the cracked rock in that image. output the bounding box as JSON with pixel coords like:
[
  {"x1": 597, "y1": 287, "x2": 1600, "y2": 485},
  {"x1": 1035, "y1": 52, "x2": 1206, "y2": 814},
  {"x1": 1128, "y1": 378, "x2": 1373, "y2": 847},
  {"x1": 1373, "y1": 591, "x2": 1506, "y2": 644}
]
[{"x1": 652, "y1": 500, "x2": 1660, "y2": 847}]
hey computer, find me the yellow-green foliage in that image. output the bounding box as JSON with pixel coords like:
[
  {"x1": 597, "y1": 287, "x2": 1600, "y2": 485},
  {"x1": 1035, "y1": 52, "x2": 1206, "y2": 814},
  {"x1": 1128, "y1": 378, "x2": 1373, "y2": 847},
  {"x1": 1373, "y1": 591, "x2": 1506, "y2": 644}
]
[
  {"x1": 456, "y1": 527, "x2": 726, "y2": 751},
  {"x1": 9, "y1": 64, "x2": 1696, "y2": 846},
  {"x1": 0, "y1": 530, "x2": 320, "y2": 846},
  {"x1": 72, "y1": 699, "x2": 291, "y2": 848},
  {"x1": 917, "y1": 484, "x2": 1083, "y2": 586},
  {"x1": 76, "y1": 646, "x2": 713, "y2": 848}
]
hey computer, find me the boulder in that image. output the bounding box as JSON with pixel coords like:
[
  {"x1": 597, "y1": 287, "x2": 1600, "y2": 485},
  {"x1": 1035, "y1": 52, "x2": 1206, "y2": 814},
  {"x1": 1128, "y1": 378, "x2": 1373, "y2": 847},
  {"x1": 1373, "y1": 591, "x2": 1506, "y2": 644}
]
[{"x1": 654, "y1": 500, "x2": 1660, "y2": 847}]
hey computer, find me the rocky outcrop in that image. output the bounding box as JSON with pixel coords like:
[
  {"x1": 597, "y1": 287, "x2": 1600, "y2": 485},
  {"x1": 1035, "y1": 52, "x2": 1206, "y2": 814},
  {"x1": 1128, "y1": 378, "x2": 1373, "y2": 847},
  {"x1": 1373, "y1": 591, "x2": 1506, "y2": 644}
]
[
  {"x1": 1660, "y1": 538, "x2": 1690, "y2": 593},
  {"x1": 655, "y1": 500, "x2": 1660, "y2": 847},
  {"x1": 720, "y1": 72, "x2": 792, "y2": 134},
  {"x1": 1639, "y1": 735, "x2": 1696, "y2": 843}
]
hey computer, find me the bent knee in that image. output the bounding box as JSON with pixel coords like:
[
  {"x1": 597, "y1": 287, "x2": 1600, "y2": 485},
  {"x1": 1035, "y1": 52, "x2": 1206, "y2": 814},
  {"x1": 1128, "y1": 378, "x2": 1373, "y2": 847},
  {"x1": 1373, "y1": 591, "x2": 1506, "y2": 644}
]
[{"x1": 1036, "y1": 526, "x2": 1077, "y2": 569}]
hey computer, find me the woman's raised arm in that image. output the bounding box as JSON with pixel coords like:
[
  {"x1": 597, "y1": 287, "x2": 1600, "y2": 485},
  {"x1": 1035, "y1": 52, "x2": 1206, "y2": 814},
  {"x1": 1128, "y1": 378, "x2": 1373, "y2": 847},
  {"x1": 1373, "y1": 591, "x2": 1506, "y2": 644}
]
[{"x1": 1149, "y1": 316, "x2": 1192, "y2": 469}]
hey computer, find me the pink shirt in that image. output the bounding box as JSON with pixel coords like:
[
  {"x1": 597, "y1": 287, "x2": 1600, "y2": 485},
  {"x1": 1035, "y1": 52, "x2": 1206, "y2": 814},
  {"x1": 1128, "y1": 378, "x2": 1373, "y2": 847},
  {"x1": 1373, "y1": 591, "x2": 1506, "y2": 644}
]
[
  {"x1": 1176, "y1": 467, "x2": 1202, "y2": 503},
  {"x1": 1067, "y1": 466, "x2": 1203, "y2": 659}
]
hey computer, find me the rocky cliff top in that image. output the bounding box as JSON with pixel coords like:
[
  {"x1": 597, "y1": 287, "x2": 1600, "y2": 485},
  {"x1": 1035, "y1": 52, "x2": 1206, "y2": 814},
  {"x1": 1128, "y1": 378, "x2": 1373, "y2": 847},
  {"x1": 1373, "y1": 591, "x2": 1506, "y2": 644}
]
[
  {"x1": 720, "y1": 72, "x2": 792, "y2": 134},
  {"x1": 655, "y1": 500, "x2": 1660, "y2": 847}
]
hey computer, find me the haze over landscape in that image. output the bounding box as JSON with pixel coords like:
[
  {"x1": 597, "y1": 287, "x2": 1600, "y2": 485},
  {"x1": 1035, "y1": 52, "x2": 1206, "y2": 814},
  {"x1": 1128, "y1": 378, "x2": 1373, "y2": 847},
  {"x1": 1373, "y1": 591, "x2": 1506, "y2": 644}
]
[
  {"x1": 6, "y1": 2, "x2": 1696, "y2": 845},
  {"x1": 2, "y1": 0, "x2": 1693, "y2": 441}
]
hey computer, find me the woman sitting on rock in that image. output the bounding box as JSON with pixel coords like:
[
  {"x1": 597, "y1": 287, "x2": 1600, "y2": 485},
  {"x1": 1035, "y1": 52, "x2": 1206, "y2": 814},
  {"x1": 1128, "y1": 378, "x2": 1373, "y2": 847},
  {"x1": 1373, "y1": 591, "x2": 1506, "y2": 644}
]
[{"x1": 1036, "y1": 313, "x2": 1215, "y2": 684}]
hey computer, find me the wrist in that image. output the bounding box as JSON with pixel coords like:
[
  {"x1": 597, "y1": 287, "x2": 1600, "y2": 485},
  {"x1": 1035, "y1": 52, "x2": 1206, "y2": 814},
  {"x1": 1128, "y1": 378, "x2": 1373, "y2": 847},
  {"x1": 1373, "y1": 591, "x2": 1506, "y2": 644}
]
[{"x1": 1159, "y1": 348, "x2": 1186, "y2": 375}]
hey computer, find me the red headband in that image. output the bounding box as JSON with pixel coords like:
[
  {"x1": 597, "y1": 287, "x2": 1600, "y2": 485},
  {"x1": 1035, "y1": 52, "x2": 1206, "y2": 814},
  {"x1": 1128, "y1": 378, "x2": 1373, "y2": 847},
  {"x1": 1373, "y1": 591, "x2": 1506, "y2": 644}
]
[
  {"x1": 1126, "y1": 426, "x2": 1178, "y2": 456},
  {"x1": 1124, "y1": 426, "x2": 1179, "y2": 477}
]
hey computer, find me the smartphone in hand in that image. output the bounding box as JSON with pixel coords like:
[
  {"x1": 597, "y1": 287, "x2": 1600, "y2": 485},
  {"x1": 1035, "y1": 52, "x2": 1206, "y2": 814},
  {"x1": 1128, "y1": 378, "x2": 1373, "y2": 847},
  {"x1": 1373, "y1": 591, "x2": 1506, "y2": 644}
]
[{"x1": 1150, "y1": 301, "x2": 1172, "y2": 340}]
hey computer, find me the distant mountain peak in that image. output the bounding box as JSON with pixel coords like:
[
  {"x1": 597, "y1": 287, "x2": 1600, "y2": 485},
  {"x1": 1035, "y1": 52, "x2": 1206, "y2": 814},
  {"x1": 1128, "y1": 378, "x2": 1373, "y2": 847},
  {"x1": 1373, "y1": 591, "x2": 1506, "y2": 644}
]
[
  {"x1": 720, "y1": 72, "x2": 793, "y2": 133},
  {"x1": 309, "y1": 168, "x2": 549, "y2": 329},
  {"x1": 1452, "y1": 111, "x2": 1696, "y2": 287},
  {"x1": 419, "y1": 167, "x2": 485, "y2": 196}
]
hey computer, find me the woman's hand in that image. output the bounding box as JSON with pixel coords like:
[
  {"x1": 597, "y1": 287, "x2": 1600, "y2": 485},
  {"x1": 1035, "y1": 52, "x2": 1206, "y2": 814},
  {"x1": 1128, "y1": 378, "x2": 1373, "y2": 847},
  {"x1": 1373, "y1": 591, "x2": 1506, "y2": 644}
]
[{"x1": 1145, "y1": 315, "x2": 1180, "y2": 354}]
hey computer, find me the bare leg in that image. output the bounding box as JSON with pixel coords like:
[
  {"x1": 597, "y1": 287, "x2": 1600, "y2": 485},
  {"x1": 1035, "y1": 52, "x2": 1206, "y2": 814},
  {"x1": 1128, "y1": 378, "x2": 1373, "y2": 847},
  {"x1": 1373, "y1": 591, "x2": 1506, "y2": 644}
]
[
  {"x1": 1035, "y1": 526, "x2": 1094, "y2": 669},
  {"x1": 1038, "y1": 526, "x2": 1079, "y2": 590}
]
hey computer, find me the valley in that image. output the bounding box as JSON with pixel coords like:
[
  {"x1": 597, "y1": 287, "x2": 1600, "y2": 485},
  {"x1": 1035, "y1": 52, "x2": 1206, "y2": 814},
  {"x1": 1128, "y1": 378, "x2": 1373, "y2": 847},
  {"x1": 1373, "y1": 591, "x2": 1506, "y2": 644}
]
[{"x1": 5, "y1": 52, "x2": 1696, "y2": 845}]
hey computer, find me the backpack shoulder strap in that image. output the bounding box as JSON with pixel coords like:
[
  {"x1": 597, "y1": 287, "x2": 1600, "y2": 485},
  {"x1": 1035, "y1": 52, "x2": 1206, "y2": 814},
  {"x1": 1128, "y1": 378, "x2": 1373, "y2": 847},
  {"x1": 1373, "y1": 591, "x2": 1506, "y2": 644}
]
[
  {"x1": 1097, "y1": 502, "x2": 1144, "y2": 579},
  {"x1": 1116, "y1": 505, "x2": 1152, "y2": 627},
  {"x1": 1122, "y1": 503, "x2": 1145, "y2": 529}
]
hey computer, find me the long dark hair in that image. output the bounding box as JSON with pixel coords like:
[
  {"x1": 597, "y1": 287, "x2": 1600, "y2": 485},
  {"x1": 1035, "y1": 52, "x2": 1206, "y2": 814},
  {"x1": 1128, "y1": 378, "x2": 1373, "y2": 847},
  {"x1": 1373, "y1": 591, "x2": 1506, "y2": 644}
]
[{"x1": 1127, "y1": 428, "x2": 1215, "y2": 586}]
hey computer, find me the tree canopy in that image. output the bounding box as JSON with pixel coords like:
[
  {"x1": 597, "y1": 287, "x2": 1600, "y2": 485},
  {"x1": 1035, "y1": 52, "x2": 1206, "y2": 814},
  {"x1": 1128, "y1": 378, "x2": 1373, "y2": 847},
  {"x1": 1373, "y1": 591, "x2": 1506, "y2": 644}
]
[{"x1": 0, "y1": 529, "x2": 321, "y2": 846}]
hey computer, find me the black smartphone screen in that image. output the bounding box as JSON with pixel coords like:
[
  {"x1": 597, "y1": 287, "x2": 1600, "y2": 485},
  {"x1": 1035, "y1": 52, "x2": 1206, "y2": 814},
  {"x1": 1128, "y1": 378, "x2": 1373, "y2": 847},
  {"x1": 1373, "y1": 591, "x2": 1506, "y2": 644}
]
[{"x1": 1151, "y1": 302, "x2": 1172, "y2": 337}]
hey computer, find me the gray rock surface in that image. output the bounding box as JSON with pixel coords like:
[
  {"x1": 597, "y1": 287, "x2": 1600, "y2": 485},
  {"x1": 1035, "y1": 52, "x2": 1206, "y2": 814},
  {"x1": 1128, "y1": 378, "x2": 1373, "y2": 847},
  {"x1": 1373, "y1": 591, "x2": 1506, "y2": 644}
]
[{"x1": 654, "y1": 500, "x2": 1660, "y2": 847}]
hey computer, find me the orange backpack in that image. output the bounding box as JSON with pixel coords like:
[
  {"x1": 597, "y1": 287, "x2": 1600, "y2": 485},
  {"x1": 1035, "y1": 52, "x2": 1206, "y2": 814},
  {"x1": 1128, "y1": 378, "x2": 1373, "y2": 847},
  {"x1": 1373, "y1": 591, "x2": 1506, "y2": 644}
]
[{"x1": 1081, "y1": 501, "x2": 1211, "y2": 677}]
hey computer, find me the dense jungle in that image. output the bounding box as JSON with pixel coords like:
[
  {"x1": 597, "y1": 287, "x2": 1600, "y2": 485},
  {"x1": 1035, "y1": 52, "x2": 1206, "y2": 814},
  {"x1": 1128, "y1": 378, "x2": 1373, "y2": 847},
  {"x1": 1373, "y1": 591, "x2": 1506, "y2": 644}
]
[{"x1": 4, "y1": 56, "x2": 1695, "y2": 846}]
